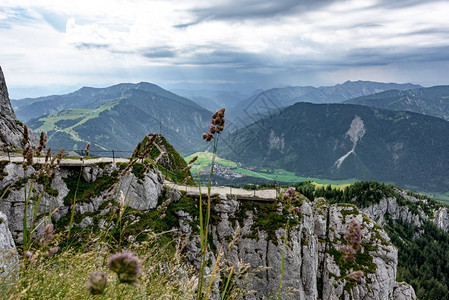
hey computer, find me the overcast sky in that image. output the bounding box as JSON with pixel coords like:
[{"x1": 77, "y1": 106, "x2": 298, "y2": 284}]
[{"x1": 1, "y1": 0, "x2": 449, "y2": 98}]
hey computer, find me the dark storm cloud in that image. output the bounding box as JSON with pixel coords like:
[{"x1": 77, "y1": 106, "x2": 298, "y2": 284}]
[
  {"x1": 140, "y1": 42, "x2": 449, "y2": 75},
  {"x1": 343, "y1": 46, "x2": 449, "y2": 67},
  {"x1": 374, "y1": 0, "x2": 444, "y2": 9},
  {"x1": 176, "y1": 50, "x2": 265, "y2": 66},
  {"x1": 176, "y1": 0, "x2": 338, "y2": 27}
]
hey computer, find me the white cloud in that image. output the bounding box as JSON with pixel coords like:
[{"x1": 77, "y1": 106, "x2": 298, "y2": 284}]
[{"x1": 1, "y1": 0, "x2": 449, "y2": 97}]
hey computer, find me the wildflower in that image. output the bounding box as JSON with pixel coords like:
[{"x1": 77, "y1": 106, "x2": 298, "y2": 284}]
[
  {"x1": 188, "y1": 155, "x2": 198, "y2": 164},
  {"x1": 345, "y1": 219, "x2": 362, "y2": 252},
  {"x1": 86, "y1": 271, "x2": 108, "y2": 295},
  {"x1": 340, "y1": 219, "x2": 362, "y2": 262},
  {"x1": 288, "y1": 206, "x2": 301, "y2": 215},
  {"x1": 347, "y1": 270, "x2": 364, "y2": 282},
  {"x1": 282, "y1": 187, "x2": 298, "y2": 201},
  {"x1": 24, "y1": 250, "x2": 33, "y2": 260},
  {"x1": 107, "y1": 252, "x2": 142, "y2": 284},
  {"x1": 339, "y1": 245, "x2": 356, "y2": 262},
  {"x1": 47, "y1": 246, "x2": 59, "y2": 257}
]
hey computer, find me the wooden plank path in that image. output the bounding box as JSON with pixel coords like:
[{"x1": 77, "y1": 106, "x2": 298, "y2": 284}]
[
  {"x1": 0, "y1": 155, "x2": 130, "y2": 166},
  {"x1": 0, "y1": 155, "x2": 279, "y2": 201},
  {"x1": 164, "y1": 181, "x2": 279, "y2": 201}
]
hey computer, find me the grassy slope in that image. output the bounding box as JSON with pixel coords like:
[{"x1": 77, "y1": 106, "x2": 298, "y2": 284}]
[
  {"x1": 184, "y1": 151, "x2": 358, "y2": 186},
  {"x1": 33, "y1": 100, "x2": 121, "y2": 143},
  {"x1": 185, "y1": 151, "x2": 237, "y2": 172},
  {"x1": 184, "y1": 152, "x2": 449, "y2": 201}
]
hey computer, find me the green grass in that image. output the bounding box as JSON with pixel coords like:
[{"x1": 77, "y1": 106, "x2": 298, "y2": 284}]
[
  {"x1": 35, "y1": 100, "x2": 121, "y2": 143},
  {"x1": 184, "y1": 152, "x2": 359, "y2": 187},
  {"x1": 4, "y1": 235, "x2": 196, "y2": 299},
  {"x1": 184, "y1": 152, "x2": 237, "y2": 171},
  {"x1": 233, "y1": 167, "x2": 358, "y2": 186}
]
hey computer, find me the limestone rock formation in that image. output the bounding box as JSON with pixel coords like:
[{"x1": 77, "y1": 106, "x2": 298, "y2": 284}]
[
  {"x1": 0, "y1": 162, "x2": 164, "y2": 240},
  {"x1": 0, "y1": 66, "x2": 36, "y2": 150},
  {"x1": 0, "y1": 161, "x2": 419, "y2": 299},
  {"x1": 0, "y1": 211, "x2": 19, "y2": 285},
  {"x1": 434, "y1": 207, "x2": 449, "y2": 232},
  {"x1": 176, "y1": 194, "x2": 416, "y2": 299}
]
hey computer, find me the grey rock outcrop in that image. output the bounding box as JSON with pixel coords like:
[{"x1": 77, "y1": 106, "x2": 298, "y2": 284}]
[
  {"x1": 0, "y1": 161, "x2": 418, "y2": 299},
  {"x1": 0, "y1": 162, "x2": 163, "y2": 241},
  {"x1": 0, "y1": 211, "x2": 19, "y2": 284},
  {"x1": 394, "y1": 282, "x2": 417, "y2": 300},
  {"x1": 360, "y1": 197, "x2": 425, "y2": 228},
  {"x1": 117, "y1": 170, "x2": 163, "y2": 211},
  {"x1": 0, "y1": 66, "x2": 36, "y2": 150},
  {"x1": 177, "y1": 195, "x2": 416, "y2": 299},
  {"x1": 434, "y1": 207, "x2": 449, "y2": 232}
]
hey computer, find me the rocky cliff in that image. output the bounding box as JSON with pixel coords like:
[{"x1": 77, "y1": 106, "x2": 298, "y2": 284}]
[
  {"x1": 0, "y1": 211, "x2": 19, "y2": 288},
  {"x1": 0, "y1": 161, "x2": 417, "y2": 299},
  {"x1": 0, "y1": 66, "x2": 35, "y2": 150},
  {"x1": 176, "y1": 194, "x2": 416, "y2": 299}
]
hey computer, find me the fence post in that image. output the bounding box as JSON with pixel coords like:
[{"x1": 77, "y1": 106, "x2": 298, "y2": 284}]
[
  {"x1": 7, "y1": 150, "x2": 10, "y2": 162},
  {"x1": 112, "y1": 150, "x2": 115, "y2": 163},
  {"x1": 254, "y1": 185, "x2": 256, "y2": 197}
]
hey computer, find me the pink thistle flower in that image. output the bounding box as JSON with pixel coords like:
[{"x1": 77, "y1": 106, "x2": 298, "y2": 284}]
[
  {"x1": 86, "y1": 271, "x2": 108, "y2": 295},
  {"x1": 107, "y1": 252, "x2": 142, "y2": 284}
]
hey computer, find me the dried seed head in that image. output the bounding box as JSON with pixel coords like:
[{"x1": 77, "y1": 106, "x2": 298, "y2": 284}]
[
  {"x1": 22, "y1": 125, "x2": 29, "y2": 146},
  {"x1": 107, "y1": 252, "x2": 142, "y2": 284},
  {"x1": 86, "y1": 271, "x2": 108, "y2": 295},
  {"x1": 188, "y1": 156, "x2": 198, "y2": 164},
  {"x1": 119, "y1": 190, "x2": 125, "y2": 216},
  {"x1": 25, "y1": 146, "x2": 34, "y2": 166},
  {"x1": 44, "y1": 223, "x2": 54, "y2": 241},
  {"x1": 45, "y1": 147, "x2": 51, "y2": 163},
  {"x1": 85, "y1": 142, "x2": 91, "y2": 157}
]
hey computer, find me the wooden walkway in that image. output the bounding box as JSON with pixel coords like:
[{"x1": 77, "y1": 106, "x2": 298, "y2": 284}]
[
  {"x1": 0, "y1": 155, "x2": 280, "y2": 201},
  {"x1": 164, "y1": 181, "x2": 279, "y2": 201}
]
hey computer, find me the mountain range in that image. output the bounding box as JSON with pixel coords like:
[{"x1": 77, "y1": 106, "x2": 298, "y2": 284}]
[
  {"x1": 220, "y1": 102, "x2": 449, "y2": 192},
  {"x1": 227, "y1": 81, "x2": 421, "y2": 128},
  {"x1": 26, "y1": 85, "x2": 212, "y2": 155},
  {"x1": 344, "y1": 85, "x2": 449, "y2": 121}
]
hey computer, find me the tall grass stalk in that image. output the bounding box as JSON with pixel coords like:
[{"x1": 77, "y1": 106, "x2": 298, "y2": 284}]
[
  {"x1": 196, "y1": 108, "x2": 225, "y2": 299},
  {"x1": 197, "y1": 135, "x2": 219, "y2": 299},
  {"x1": 67, "y1": 166, "x2": 83, "y2": 239},
  {"x1": 22, "y1": 180, "x2": 33, "y2": 249},
  {"x1": 277, "y1": 220, "x2": 289, "y2": 300}
]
